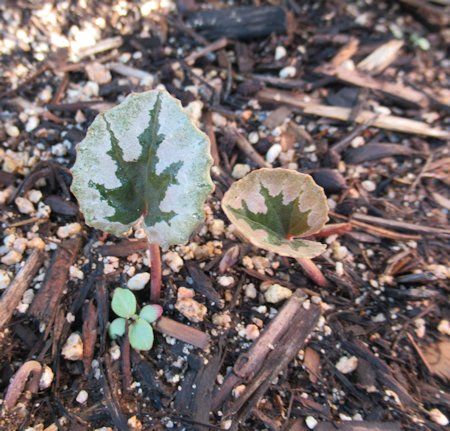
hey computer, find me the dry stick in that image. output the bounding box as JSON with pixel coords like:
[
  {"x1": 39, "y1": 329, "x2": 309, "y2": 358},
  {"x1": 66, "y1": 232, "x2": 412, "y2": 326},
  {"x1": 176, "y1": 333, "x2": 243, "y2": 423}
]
[
  {"x1": 82, "y1": 299, "x2": 98, "y2": 376},
  {"x1": 149, "y1": 243, "x2": 162, "y2": 303},
  {"x1": 225, "y1": 127, "x2": 271, "y2": 168},
  {"x1": 77, "y1": 36, "x2": 123, "y2": 59},
  {"x1": 155, "y1": 316, "x2": 210, "y2": 350},
  {"x1": 212, "y1": 290, "x2": 309, "y2": 409},
  {"x1": 0, "y1": 249, "x2": 46, "y2": 329},
  {"x1": 352, "y1": 213, "x2": 450, "y2": 236},
  {"x1": 184, "y1": 37, "x2": 229, "y2": 65},
  {"x1": 296, "y1": 258, "x2": 328, "y2": 287},
  {"x1": 256, "y1": 88, "x2": 450, "y2": 139},
  {"x1": 311, "y1": 222, "x2": 352, "y2": 238},
  {"x1": 4, "y1": 360, "x2": 42, "y2": 410}
]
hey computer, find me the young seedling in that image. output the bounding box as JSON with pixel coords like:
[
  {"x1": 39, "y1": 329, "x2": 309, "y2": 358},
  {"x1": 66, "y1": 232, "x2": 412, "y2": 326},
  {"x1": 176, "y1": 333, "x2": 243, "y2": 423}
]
[
  {"x1": 222, "y1": 168, "x2": 329, "y2": 259},
  {"x1": 71, "y1": 90, "x2": 213, "y2": 301},
  {"x1": 109, "y1": 288, "x2": 162, "y2": 351}
]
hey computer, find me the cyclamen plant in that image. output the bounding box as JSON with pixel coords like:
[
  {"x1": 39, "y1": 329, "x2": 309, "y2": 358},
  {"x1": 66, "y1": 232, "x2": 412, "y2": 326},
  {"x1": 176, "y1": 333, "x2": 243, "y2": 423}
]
[
  {"x1": 71, "y1": 90, "x2": 214, "y2": 302},
  {"x1": 109, "y1": 288, "x2": 162, "y2": 351},
  {"x1": 222, "y1": 168, "x2": 329, "y2": 259}
]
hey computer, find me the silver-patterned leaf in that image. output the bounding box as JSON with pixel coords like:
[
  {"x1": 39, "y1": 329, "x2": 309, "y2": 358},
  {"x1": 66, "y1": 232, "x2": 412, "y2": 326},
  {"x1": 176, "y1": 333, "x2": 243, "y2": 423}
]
[
  {"x1": 222, "y1": 168, "x2": 329, "y2": 259},
  {"x1": 71, "y1": 89, "x2": 213, "y2": 249}
]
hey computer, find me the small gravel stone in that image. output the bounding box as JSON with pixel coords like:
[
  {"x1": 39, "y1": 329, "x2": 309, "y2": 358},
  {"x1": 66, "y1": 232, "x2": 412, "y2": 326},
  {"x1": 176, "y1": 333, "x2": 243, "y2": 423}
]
[
  {"x1": 177, "y1": 286, "x2": 195, "y2": 299},
  {"x1": 335, "y1": 356, "x2": 358, "y2": 374},
  {"x1": 0, "y1": 270, "x2": 11, "y2": 289},
  {"x1": 305, "y1": 416, "x2": 318, "y2": 429},
  {"x1": 218, "y1": 275, "x2": 234, "y2": 287},
  {"x1": 27, "y1": 237, "x2": 45, "y2": 250},
  {"x1": 437, "y1": 319, "x2": 450, "y2": 336},
  {"x1": 163, "y1": 251, "x2": 184, "y2": 273},
  {"x1": 232, "y1": 384, "x2": 246, "y2": 398},
  {"x1": 13, "y1": 238, "x2": 28, "y2": 253},
  {"x1": 428, "y1": 408, "x2": 448, "y2": 426},
  {"x1": 209, "y1": 219, "x2": 225, "y2": 238},
  {"x1": 361, "y1": 180, "x2": 376, "y2": 192},
  {"x1": 76, "y1": 390, "x2": 88, "y2": 404},
  {"x1": 127, "y1": 272, "x2": 150, "y2": 290},
  {"x1": 279, "y1": 65, "x2": 296, "y2": 78},
  {"x1": 248, "y1": 131, "x2": 259, "y2": 144},
  {"x1": 264, "y1": 284, "x2": 292, "y2": 303},
  {"x1": 39, "y1": 365, "x2": 54, "y2": 390},
  {"x1": 109, "y1": 344, "x2": 121, "y2": 361},
  {"x1": 175, "y1": 298, "x2": 207, "y2": 322},
  {"x1": 266, "y1": 144, "x2": 282, "y2": 163},
  {"x1": 6, "y1": 124, "x2": 20, "y2": 137},
  {"x1": 15, "y1": 197, "x2": 35, "y2": 215},
  {"x1": 127, "y1": 415, "x2": 142, "y2": 431},
  {"x1": 244, "y1": 283, "x2": 257, "y2": 299},
  {"x1": 231, "y1": 163, "x2": 251, "y2": 179},
  {"x1": 212, "y1": 312, "x2": 232, "y2": 328},
  {"x1": 70, "y1": 266, "x2": 84, "y2": 280},
  {"x1": 57, "y1": 223, "x2": 82, "y2": 239},
  {"x1": 85, "y1": 62, "x2": 112, "y2": 84},
  {"x1": 62, "y1": 333, "x2": 83, "y2": 361},
  {"x1": 245, "y1": 324, "x2": 260, "y2": 340},
  {"x1": 1, "y1": 250, "x2": 23, "y2": 265},
  {"x1": 26, "y1": 189, "x2": 43, "y2": 203},
  {"x1": 275, "y1": 46, "x2": 287, "y2": 60}
]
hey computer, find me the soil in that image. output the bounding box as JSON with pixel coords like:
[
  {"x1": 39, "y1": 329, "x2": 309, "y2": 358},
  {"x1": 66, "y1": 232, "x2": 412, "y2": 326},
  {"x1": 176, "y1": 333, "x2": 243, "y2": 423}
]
[{"x1": 0, "y1": 1, "x2": 449, "y2": 431}]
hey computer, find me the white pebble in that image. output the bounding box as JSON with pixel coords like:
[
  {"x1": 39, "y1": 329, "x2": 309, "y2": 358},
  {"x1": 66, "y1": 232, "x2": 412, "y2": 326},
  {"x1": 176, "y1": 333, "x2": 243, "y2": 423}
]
[
  {"x1": 22, "y1": 289, "x2": 34, "y2": 304},
  {"x1": 245, "y1": 324, "x2": 260, "y2": 340},
  {"x1": 39, "y1": 365, "x2": 54, "y2": 390},
  {"x1": 13, "y1": 238, "x2": 28, "y2": 254},
  {"x1": 437, "y1": 319, "x2": 450, "y2": 335},
  {"x1": 51, "y1": 143, "x2": 68, "y2": 157},
  {"x1": 209, "y1": 219, "x2": 225, "y2": 238},
  {"x1": 266, "y1": 144, "x2": 282, "y2": 163},
  {"x1": 244, "y1": 283, "x2": 257, "y2": 299},
  {"x1": 57, "y1": 223, "x2": 82, "y2": 239},
  {"x1": 1, "y1": 250, "x2": 22, "y2": 265},
  {"x1": 231, "y1": 163, "x2": 251, "y2": 179},
  {"x1": 0, "y1": 270, "x2": 11, "y2": 289},
  {"x1": 428, "y1": 408, "x2": 448, "y2": 426},
  {"x1": 279, "y1": 66, "x2": 296, "y2": 79},
  {"x1": 127, "y1": 272, "x2": 150, "y2": 290},
  {"x1": 109, "y1": 344, "x2": 121, "y2": 361},
  {"x1": 175, "y1": 297, "x2": 207, "y2": 322},
  {"x1": 62, "y1": 333, "x2": 83, "y2": 361},
  {"x1": 264, "y1": 284, "x2": 292, "y2": 303},
  {"x1": 15, "y1": 197, "x2": 35, "y2": 214},
  {"x1": 76, "y1": 390, "x2": 88, "y2": 404},
  {"x1": 70, "y1": 266, "x2": 85, "y2": 280},
  {"x1": 6, "y1": 125, "x2": 20, "y2": 137},
  {"x1": 27, "y1": 237, "x2": 45, "y2": 250},
  {"x1": 25, "y1": 116, "x2": 39, "y2": 132},
  {"x1": 335, "y1": 356, "x2": 358, "y2": 374},
  {"x1": 275, "y1": 46, "x2": 287, "y2": 61},
  {"x1": 218, "y1": 275, "x2": 234, "y2": 287},
  {"x1": 163, "y1": 251, "x2": 184, "y2": 273},
  {"x1": 305, "y1": 416, "x2": 318, "y2": 429},
  {"x1": 361, "y1": 180, "x2": 376, "y2": 192},
  {"x1": 26, "y1": 189, "x2": 43, "y2": 203},
  {"x1": 248, "y1": 131, "x2": 259, "y2": 144}
]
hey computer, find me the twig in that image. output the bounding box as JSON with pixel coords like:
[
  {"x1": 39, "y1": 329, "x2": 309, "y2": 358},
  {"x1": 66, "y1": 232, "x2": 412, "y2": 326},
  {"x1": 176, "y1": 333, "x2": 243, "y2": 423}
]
[
  {"x1": 184, "y1": 37, "x2": 228, "y2": 65},
  {"x1": 77, "y1": 36, "x2": 123, "y2": 60},
  {"x1": 0, "y1": 250, "x2": 46, "y2": 329},
  {"x1": 296, "y1": 258, "x2": 328, "y2": 287},
  {"x1": 312, "y1": 223, "x2": 352, "y2": 238},
  {"x1": 82, "y1": 299, "x2": 98, "y2": 376},
  {"x1": 257, "y1": 88, "x2": 450, "y2": 139},
  {"x1": 155, "y1": 316, "x2": 210, "y2": 350},
  {"x1": 4, "y1": 361, "x2": 42, "y2": 409},
  {"x1": 225, "y1": 127, "x2": 270, "y2": 168},
  {"x1": 149, "y1": 243, "x2": 162, "y2": 302},
  {"x1": 351, "y1": 213, "x2": 450, "y2": 236}
]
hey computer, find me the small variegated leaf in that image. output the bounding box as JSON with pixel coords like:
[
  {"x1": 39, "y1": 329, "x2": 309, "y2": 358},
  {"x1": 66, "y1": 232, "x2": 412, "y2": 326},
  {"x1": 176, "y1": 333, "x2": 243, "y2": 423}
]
[
  {"x1": 111, "y1": 288, "x2": 136, "y2": 319},
  {"x1": 129, "y1": 318, "x2": 154, "y2": 351},
  {"x1": 71, "y1": 90, "x2": 213, "y2": 249},
  {"x1": 108, "y1": 317, "x2": 126, "y2": 340},
  {"x1": 140, "y1": 304, "x2": 163, "y2": 324},
  {"x1": 222, "y1": 168, "x2": 329, "y2": 259}
]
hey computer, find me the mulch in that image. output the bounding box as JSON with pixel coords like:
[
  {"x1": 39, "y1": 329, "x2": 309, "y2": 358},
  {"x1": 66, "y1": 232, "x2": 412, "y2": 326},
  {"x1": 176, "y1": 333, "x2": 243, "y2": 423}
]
[{"x1": 0, "y1": 1, "x2": 449, "y2": 430}]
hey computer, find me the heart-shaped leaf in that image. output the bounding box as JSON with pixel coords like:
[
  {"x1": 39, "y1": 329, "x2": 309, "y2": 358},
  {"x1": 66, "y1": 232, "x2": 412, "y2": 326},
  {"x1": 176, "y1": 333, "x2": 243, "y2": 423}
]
[
  {"x1": 222, "y1": 168, "x2": 329, "y2": 259},
  {"x1": 108, "y1": 317, "x2": 126, "y2": 340},
  {"x1": 140, "y1": 304, "x2": 163, "y2": 324},
  {"x1": 129, "y1": 318, "x2": 154, "y2": 351},
  {"x1": 111, "y1": 288, "x2": 136, "y2": 319},
  {"x1": 71, "y1": 90, "x2": 214, "y2": 249}
]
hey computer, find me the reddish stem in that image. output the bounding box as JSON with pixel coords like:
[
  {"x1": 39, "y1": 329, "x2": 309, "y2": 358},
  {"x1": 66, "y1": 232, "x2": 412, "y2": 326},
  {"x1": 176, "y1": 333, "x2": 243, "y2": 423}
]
[
  {"x1": 121, "y1": 322, "x2": 132, "y2": 392},
  {"x1": 149, "y1": 242, "x2": 162, "y2": 303}
]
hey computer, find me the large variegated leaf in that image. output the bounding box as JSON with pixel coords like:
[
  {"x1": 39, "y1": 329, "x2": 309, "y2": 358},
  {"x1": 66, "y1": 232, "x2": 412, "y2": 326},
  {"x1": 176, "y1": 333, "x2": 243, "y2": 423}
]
[
  {"x1": 71, "y1": 90, "x2": 213, "y2": 249},
  {"x1": 222, "y1": 168, "x2": 329, "y2": 259}
]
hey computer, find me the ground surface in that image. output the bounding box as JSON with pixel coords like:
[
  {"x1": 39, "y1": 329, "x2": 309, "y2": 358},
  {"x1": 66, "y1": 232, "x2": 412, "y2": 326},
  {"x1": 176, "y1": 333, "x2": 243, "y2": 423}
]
[{"x1": 0, "y1": 1, "x2": 449, "y2": 430}]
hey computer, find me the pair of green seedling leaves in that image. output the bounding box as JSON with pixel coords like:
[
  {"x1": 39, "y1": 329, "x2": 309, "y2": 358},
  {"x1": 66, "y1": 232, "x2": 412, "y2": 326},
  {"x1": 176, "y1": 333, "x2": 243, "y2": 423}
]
[
  {"x1": 71, "y1": 89, "x2": 328, "y2": 350},
  {"x1": 109, "y1": 288, "x2": 162, "y2": 350}
]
